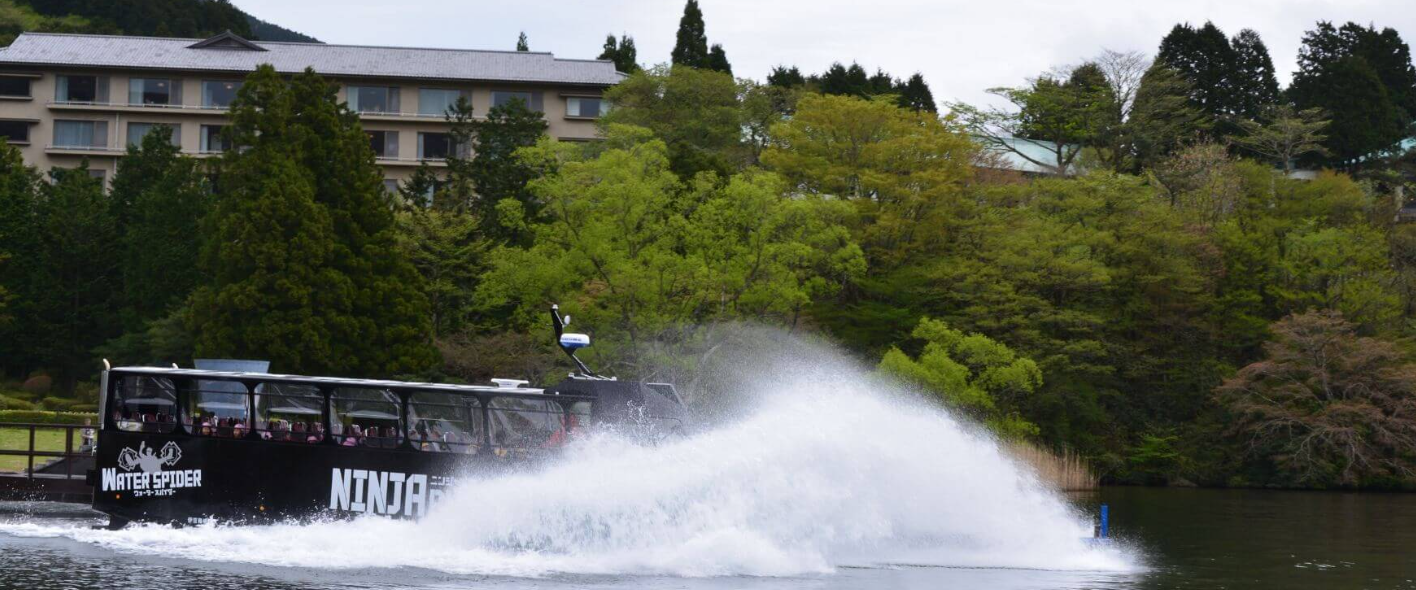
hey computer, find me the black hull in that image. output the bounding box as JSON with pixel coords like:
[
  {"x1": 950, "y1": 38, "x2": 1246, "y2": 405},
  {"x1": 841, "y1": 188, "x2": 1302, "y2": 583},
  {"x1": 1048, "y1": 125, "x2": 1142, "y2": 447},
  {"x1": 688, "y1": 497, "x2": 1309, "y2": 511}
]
[{"x1": 91, "y1": 429, "x2": 531, "y2": 526}]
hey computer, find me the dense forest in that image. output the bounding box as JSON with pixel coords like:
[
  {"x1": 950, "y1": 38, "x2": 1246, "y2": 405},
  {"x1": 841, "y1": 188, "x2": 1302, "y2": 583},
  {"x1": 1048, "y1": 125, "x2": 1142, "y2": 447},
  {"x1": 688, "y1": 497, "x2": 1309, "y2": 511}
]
[
  {"x1": 3, "y1": 1, "x2": 1416, "y2": 490},
  {"x1": 0, "y1": 0, "x2": 316, "y2": 45}
]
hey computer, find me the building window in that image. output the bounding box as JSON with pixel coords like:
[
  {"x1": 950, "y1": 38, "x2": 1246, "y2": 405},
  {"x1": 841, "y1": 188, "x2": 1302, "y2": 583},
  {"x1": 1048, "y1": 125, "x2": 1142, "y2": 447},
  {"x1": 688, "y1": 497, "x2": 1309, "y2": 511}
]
[
  {"x1": 417, "y1": 132, "x2": 456, "y2": 160},
  {"x1": 383, "y1": 179, "x2": 400, "y2": 195},
  {"x1": 201, "y1": 80, "x2": 241, "y2": 108},
  {"x1": 491, "y1": 90, "x2": 542, "y2": 112},
  {"x1": 566, "y1": 97, "x2": 607, "y2": 118},
  {"x1": 0, "y1": 120, "x2": 31, "y2": 144},
  {"x1": 418, "y1": 88, "x2": 464, "y2": 117},
  {"x1": 56, "y1": 75, "x2": 107, "y2": 103},
  {"x1": 127, "y1": 122, "x2": 181, "y2": 148},
  {"x1": 128, "y1": 78, "x2": 178, "y2": 106},
  {"x1": 367, "y1": 130, "x2": 399, "y2": 158},
  {"x1": 52, "y1": 120, "x2": 107, "y2": 148},
  {"x1": 347, "y1": 86, "x2": 400, "y2": 114},
  {"x1": 200, "y1": 125, "x2": 230, "y2": 153},
  {"x1": 0, "y1": 77, "x2": 31, "y2": 98}
]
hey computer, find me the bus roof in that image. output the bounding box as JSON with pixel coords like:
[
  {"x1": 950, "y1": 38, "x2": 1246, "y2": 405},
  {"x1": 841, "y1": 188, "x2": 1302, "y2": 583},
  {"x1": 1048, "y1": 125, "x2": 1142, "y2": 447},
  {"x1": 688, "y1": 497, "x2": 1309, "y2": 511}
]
[{"x1": 108, "y1": 366, "x2": 551, "y2": 396}]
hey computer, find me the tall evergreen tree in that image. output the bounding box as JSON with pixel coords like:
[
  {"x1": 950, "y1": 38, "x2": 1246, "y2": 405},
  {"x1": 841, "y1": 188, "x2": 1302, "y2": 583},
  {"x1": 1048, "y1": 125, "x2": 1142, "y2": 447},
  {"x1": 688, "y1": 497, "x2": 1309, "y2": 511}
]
[
  {"x1": 767, "y1": 65, "x2": 806, "y2": 88},
  {"x1": 598, "y1": 34, "x2": 640, "y2": 74},
  {"x1": 1294, "y1": 56, "x2": 1405, "y2": 165},
  {"x1": 1230, "y1": 29, "x2": 1281, "y2": 119},
  {"x1": 820, "y1": 62, "x2": 872, "y2": 97},
  {"x1": 670, "y1": 0, "x2": 709, "y2": 68},
  {"x1": 1156, "y1": 22, "x2": 1241, "y2": 124},
  {"x1": 32, "y1": 165, "x2": 120, "y2": 386},
  {"x1": 897, "y1": 73, "x2": 936, "y2": 113},
  {"x1": 0, "y1": 142, "x2": 40, "y2": 376},
  {"x1": 193, "y1": 65, "x2": 436, "y2": 376},
  {"x1": 868, "y1": 68, "x2": 895, "y2": 95},
  {"x1": 109, "y1": 126, "x2": 209, "y2": 332},
  {"x1": 516, "y1": 31, "x2": 529, "y2": 52},
  {"x1": 707, "y1": 43, "x2": 732, "y2": 76},
  {"x1": 1290, "y1": 21, "x2": 1416, "y2": 165}
]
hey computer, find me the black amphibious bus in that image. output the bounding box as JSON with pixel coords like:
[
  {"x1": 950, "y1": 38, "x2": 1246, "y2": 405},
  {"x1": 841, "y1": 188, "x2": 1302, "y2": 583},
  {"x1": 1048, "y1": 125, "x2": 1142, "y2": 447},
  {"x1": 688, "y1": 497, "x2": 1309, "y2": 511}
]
[{"x1": 88, "y1": 307, "x2": 685, "y2": 528}]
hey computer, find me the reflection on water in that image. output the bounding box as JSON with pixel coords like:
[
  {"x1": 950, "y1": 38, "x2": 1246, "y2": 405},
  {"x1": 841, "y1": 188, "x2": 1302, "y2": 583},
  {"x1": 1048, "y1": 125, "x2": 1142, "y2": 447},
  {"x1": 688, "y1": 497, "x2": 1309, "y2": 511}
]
[
  {"x1": 1096, "y1": 487, "x2": 1416, "y2": 590},
  {"x1": 2, "y1": 487, "x2": 1414, "y2": 589}
]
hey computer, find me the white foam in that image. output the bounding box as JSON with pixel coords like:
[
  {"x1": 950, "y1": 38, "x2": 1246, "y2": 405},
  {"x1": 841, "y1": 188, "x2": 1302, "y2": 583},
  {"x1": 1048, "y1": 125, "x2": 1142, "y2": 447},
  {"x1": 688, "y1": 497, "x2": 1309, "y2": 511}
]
[{"x1": 0, "y1": 347, "x2": 1139, "y2": 578}]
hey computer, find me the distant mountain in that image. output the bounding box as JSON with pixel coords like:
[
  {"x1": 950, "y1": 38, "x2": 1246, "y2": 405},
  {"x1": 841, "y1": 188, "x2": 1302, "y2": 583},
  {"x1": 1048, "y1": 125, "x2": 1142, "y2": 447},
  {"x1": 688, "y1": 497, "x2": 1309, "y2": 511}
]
[
  {"x1": 0, "y1": 0, "x2": 317, "y2": 46},
  {"x1": 246, "y1": 13, "x2": 318, "y2": 43}
]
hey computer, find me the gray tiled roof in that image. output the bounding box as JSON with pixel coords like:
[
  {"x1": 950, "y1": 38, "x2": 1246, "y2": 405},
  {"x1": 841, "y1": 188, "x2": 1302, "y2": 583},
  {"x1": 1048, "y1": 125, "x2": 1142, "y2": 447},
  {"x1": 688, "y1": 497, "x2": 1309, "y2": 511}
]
[{"x1": 0, "y1": 32, "x2": 624, "y2": 86}]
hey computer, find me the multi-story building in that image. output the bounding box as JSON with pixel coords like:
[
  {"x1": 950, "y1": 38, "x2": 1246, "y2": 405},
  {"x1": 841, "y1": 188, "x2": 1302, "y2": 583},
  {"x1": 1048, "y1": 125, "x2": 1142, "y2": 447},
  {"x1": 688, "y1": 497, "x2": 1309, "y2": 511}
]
[{"x1": 0, "y1": 31, "x2": 622, "y2": 190}]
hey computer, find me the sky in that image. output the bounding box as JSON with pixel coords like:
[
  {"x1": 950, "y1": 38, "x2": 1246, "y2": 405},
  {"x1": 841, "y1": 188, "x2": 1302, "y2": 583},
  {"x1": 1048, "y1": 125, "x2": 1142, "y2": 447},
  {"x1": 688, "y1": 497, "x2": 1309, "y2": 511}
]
[{"x1": 233, "y1": 0, "x2": 1416, "y2": 108}]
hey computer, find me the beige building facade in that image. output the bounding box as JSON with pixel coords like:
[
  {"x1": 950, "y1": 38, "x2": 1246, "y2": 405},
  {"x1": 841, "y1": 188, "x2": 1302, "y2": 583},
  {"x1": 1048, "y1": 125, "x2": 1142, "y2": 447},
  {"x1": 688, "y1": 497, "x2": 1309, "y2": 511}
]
[{"x1": 0, "y1": 31, "x2": 621, "y2": 188}]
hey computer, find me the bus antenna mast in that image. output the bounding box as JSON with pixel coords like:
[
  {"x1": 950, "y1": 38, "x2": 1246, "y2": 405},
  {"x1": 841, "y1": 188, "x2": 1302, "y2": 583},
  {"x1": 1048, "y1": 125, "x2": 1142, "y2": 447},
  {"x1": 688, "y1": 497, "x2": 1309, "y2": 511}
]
[{"x1": 551, "y1": 304, "x2": 600, "y2": 378}]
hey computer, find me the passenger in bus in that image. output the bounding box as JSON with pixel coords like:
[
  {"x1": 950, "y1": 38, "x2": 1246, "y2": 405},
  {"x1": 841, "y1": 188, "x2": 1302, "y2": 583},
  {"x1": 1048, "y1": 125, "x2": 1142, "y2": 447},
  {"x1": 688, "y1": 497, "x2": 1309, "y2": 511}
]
[
  {"x1": 233, "y1": 421, "x2": 246, "y2": 439},
  {"x1": 342, "y1": 425, "x2": 362, "y2": 446},
  {"x1": 308, "y1": 422, "x2": 324, "y2": 443}
]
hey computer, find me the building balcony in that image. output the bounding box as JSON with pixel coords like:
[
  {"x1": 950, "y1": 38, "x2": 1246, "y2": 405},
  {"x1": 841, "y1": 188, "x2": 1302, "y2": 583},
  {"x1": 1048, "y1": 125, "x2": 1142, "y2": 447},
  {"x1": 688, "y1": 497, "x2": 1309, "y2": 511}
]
[
  {"x1": 376, "y1": 156, "x2": 447, "y2": 167},
  {"x1": 47, "y1": 101, "x2": 231, "y2": 116},
  {"x1": 44, "y1": 144, "x2": 126, "y2": 156}
]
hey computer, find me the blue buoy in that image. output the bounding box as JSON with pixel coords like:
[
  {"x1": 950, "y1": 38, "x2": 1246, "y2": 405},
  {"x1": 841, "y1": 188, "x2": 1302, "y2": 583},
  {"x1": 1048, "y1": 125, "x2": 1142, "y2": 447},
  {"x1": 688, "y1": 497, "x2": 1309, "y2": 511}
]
[{"x1": 1099, "y1": 503, "x2": 1109, "y2": 539}]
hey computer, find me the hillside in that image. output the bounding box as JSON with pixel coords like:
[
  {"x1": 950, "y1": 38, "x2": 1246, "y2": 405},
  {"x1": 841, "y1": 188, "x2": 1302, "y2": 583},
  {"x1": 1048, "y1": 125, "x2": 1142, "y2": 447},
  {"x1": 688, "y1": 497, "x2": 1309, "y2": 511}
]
[
  {"x1": 0, "y1": 0, "x2": 317, "y2": 45},
  {"x1": 245, "y1": 13, "x2": 316, "y2": 43}
]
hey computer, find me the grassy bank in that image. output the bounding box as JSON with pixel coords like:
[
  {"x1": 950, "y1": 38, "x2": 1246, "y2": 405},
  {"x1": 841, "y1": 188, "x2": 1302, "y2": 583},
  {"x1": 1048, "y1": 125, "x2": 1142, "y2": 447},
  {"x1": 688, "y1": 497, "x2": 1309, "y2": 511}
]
[{"x1": 0, "y1": 426, "x2": 76, "y2": 473}]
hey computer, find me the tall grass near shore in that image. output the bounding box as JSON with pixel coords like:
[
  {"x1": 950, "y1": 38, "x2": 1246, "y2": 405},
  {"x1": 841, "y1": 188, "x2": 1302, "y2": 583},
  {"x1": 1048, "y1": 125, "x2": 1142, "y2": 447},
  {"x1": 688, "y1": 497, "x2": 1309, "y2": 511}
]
[{"x1": 1007, "y1": 441, "x2": 1099, "y2": 491}]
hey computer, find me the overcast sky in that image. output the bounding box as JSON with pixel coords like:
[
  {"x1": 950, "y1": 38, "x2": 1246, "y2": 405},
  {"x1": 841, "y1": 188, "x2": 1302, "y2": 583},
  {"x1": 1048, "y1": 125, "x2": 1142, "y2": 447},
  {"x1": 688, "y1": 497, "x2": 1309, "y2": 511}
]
[{"x1": 233, "y1": 0, "x2": 1415, "y2": 108}]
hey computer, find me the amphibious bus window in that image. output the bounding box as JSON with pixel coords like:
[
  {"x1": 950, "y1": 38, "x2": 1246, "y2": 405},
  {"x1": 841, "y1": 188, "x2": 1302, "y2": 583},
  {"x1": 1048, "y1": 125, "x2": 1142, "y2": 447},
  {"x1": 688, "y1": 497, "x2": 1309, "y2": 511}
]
[
  {"x1": 112, "y1": 375, "x2": 177, "y2": 433},
  {"x1": 487, "y1": 397, "x2": 562, "y2": 454},
  {"x1": 408, "y1": 392, "x2": 483, "y2": 454},
  {"x1": 254, "y1": 382, "x2": 323, "y2": 443},
  {"x1": 332, "y1": 388, "x2": 403, "y2": 449},
  {"x1": 185, "y1": 378, "x2": 250, "y2": 438}
]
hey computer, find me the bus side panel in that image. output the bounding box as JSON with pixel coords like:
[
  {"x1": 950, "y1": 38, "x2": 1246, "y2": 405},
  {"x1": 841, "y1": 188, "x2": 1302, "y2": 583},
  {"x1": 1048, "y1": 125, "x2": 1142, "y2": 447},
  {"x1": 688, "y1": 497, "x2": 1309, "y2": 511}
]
[{"x1": 92, "y1": 430, "x2": 483, "y2": 525}]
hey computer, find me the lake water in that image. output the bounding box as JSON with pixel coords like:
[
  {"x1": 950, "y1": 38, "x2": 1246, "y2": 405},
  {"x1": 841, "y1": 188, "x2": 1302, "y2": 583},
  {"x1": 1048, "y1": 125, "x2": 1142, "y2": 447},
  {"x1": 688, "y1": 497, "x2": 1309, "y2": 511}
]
[{"x1": 1, "y1": 487, "x2": 1413, "y2": 589}]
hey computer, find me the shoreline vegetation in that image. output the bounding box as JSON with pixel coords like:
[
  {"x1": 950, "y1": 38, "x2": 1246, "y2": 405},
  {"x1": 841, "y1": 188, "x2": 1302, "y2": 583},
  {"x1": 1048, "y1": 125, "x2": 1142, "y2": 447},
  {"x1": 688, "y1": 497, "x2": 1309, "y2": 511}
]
[{"x1": 2, "y1": 1, "x2": 1416, "y2": 491}]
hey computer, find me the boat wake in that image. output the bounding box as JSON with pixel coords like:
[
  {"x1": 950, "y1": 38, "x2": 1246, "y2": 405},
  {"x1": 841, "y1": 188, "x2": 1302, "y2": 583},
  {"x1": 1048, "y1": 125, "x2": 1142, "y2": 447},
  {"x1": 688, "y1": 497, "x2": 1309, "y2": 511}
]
[{"x1": 0, "y1": 338, "x2": 1139, "y2": 578}]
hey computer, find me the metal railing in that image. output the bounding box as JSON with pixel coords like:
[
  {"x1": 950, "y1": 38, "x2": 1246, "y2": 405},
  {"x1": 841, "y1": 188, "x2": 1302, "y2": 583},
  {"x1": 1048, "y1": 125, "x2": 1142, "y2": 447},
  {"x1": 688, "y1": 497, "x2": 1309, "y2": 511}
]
[{"x1": 0, "y1": 423, "x2": 93, "y2": 481}]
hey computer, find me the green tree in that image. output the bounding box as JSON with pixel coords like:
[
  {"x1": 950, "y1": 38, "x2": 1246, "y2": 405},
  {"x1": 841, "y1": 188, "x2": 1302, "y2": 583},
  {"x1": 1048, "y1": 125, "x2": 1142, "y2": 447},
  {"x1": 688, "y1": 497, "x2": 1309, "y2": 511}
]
[
  {"x1": 1230, "y1": 29, "x2": 1281, "y2": 120},
  {"x1": 1216, "y1": 310, "x2": 1416, "y2": 488},
  {"x1": 878, "y1": 317, "x2": 1043, "y2": 438},
  {"x1": 477, "y1": 126, "x2": 863, "y2": 368},
  {"x1": 1272, "y1": 223, "x2": 1400, "y2": 329},
  {"x1": 0, "y1": 141, "x2": 40, "y2": 375},
  {"x1": 767, "y1": 65, "x2": 806, "y2": 88},
  {"x1": 1289, "y1": 21, "x2": 1416, "y2": 166},
  {"x1": 897, "y1": 73, "x2": 936, "y2": 113},
  {"x1": 515, "y1": 31, "x2": 528, "y2": 51},
  {"x1": 466, "y1": 97, "x2": 549, "y2": 243},
  {"x1": 598, "y1": 34, "x2": 640, "y2": 74},
  {"x1": 706, "y1": 43, "x2": 732, "y2": 76},
  {"x1": 1128, "y1": 63, "x2": 1208, "y2": 171},
  {"x1": 762, "y1": 93, "x2": 975, "y2": 265},
  {"x1": 819, "y1": 62, "x2": 871, "y2": 97},
  {"x1": 1231, "y1": 105, "x2": 1330, "y2": 174},
  {"x1": 1156, "y1": 22, "x2": 1241, "y2": 124},
  {"x1": 600, "y1": 64, "x2": 742, "y2": 179},
  {"x1": 957, "y1": 65, "x2": 1113, "y2": 175},
  {"x1": 193, "y1": 65, "x2": 435, "y2": 376},
  {"x1": 32, "y1": 165, "x2": 119, "y2": 386},
  {"x1": 108, "y1": 125, "x2": 209, "y2": 331},
  {"x1": 670, "y1": 0, "x2": 709, "y2": 68},
  {"x1": 395, "y1": 207, "x2": 487, "y2": 339}
]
